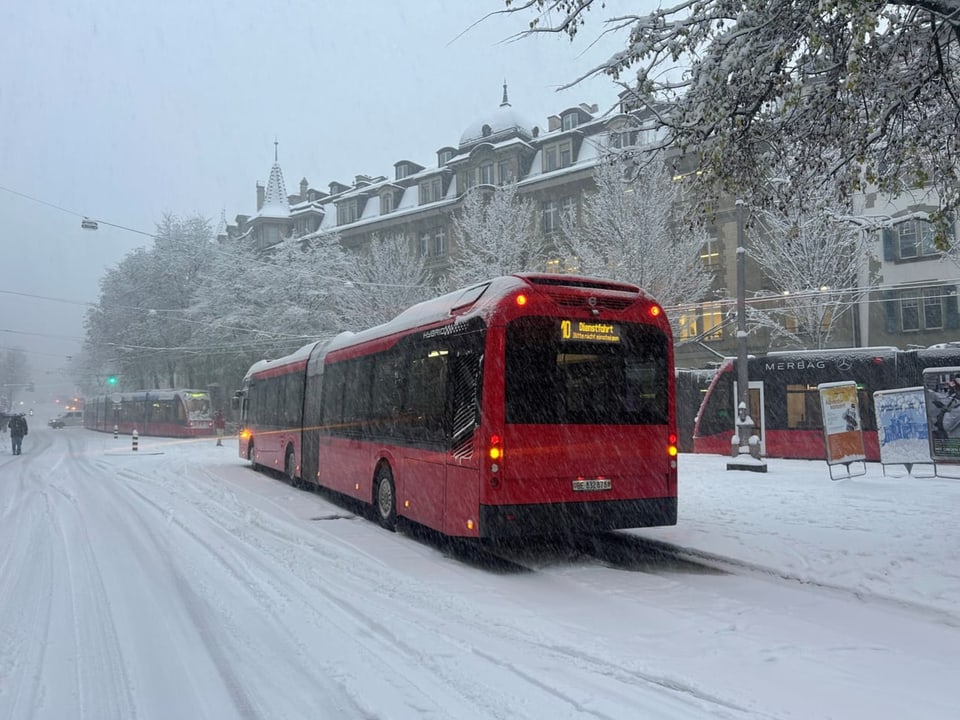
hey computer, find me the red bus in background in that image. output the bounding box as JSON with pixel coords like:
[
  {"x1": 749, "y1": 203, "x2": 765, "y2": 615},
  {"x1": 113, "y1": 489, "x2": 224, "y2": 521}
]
[
  {"x1": 84, "y1": 389, "x2": 215, "y2": 437},
  {"x1": 235, "y1": 274, "x2": 678, "y2": 540},
  {"x1": 692, "y1": 345, "x2": 960, "y2": 460},
  {"x1": 235, "y1": 343, "x2": 315, "y2": 480}
]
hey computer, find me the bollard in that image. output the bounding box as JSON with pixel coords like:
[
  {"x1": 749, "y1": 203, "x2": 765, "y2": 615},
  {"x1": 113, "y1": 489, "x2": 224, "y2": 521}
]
[
  {"x1": 132, "y1": 429, "x2": 139, "y2": 452},
  {"x1": 113, "y1": 425, "x2": 118, "y2": 439}
]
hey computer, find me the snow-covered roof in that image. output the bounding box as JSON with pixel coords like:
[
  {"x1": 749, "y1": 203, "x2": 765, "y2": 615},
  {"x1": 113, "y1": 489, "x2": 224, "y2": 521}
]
[
  {"x1": 257, "y1": 162, "x2": 290, "y2": 219},
  {"x1": 459, "y1": 85, "x2": 533, "y2": 147},
  {"x1": 243, "y1": 341, "x2": 322, "y2": 380}
]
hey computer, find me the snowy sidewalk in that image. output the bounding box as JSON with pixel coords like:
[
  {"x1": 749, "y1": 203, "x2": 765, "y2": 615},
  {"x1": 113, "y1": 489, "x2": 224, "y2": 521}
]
[{"x1": 637, "y1": 454, "x2": 960, "y2": 620}]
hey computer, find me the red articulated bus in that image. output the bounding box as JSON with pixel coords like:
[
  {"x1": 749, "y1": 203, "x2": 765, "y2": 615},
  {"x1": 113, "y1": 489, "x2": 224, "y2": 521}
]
[
  {"x1": 235, "y1": 274, "x2": 678, "y2": 540},
  {"x1": 692, "y1": 345, "x2": 960, "y2": 460},
  {"x1": 84, "y1": 389, "x2": 215, "y2": 437}
]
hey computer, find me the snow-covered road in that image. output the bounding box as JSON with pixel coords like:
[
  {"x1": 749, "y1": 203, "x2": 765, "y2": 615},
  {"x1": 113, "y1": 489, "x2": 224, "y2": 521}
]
[{"x1": 1, "y1": 427, "x2": 957, "y2": 719}]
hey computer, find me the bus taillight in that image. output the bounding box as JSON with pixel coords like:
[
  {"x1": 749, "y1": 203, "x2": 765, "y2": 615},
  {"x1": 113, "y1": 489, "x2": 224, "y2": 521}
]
[
  {"x1": 489, "y1": 434, "x2": 503, "y2": 484},
  {"x1": 489, "y1": 434, "x2": 503, "y2": 461}
]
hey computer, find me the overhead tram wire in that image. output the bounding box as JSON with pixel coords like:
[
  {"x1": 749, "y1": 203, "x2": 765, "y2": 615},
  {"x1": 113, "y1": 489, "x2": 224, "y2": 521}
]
[
  {"x1": 8, "y1": 182, "x2": 958, "y2": 348},
  {"x1": 1, "y1": 182, "x2": 432, "y2": 292}
]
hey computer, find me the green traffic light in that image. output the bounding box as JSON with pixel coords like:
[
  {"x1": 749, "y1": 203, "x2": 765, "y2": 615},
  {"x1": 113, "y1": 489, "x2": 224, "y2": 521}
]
[{"x1": 107, "y1": 376, "x2": 118, "y2": 385}]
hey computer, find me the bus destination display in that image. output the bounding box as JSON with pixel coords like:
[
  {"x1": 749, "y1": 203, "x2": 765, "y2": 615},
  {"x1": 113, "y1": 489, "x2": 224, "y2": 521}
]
[{"x1": 560, "y1": 319, "x2": 621, "y2": 343}]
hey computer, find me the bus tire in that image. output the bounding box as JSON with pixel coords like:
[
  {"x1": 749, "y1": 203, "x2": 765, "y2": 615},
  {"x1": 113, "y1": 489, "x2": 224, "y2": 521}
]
[
  {"x1": 285, "y1": 447, "x2": 300, "y2": 487},
  {"x1": 373, "y1": 464, "x2": 397, "y2": 531}
]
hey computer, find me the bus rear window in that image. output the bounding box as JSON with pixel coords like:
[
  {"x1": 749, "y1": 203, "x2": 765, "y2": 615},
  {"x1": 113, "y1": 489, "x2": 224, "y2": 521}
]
[{"x1": 505, "y1": 316, "x2": 669, "y2": 425}]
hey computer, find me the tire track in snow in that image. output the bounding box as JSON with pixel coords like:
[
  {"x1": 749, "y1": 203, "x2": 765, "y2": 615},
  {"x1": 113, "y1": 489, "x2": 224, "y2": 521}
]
[{"x1": 112, "y1": 460, "x2": 767, "y2": 720}]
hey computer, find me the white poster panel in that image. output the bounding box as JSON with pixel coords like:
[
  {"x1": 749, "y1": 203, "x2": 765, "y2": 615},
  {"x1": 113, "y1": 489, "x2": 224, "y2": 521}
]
[
  {"x1": 818, "y1": 381, "x2": 866, "y2": 465},
  {"x1": 873, "y1": 387, "x2": 929, "y2": 467},
  {"x1": 922, "y1": 366, "x2": 960, "y2": 463}
]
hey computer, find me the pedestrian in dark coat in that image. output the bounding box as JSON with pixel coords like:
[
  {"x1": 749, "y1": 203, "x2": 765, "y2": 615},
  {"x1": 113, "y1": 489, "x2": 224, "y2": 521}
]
[
  {"x1": 214, "y1": 410, "x2": 225, "y2": 446},
  {"x1": 8, "y1": 413, "x2": 27, "y2": 455}
]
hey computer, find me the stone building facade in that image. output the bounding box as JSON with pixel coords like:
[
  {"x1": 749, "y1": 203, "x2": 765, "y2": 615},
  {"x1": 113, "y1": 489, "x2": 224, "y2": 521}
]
[{"x1": 219, "y1": 88, "x2": 960, "y2": 370}]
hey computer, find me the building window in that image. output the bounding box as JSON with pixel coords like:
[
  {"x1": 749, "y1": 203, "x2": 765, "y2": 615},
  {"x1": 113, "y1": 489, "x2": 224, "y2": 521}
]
[
  {"x1": 478, "y1": 162, "x2": 494, "y2": 186},
  {"x1": 899, "y1": 223, "x2": 919, "y2": 259},
  {"x1": 901, "y1": 291, "x2": 920, "y2": 331},
  {"x1": 610, "y1": 129, "x2": 634, "y2": 149},
  {"x1": 699, "y1": 238, "x2": 720, "y2": 267},
  {"x1": 543, "y1": 145, "x2": 557, "y2": 172},
  {"x1": 542, "y1": 140, "x2": 573, "y2": 173},
  {"x1": 886, "y1": 286, "x2": 959, "y2": 333},
  {"x1": 562, "y1": 112, "x2": 579, "y2": 131},
  {"x1": 542, "y1": 200, "x2": 559, "y2": 234},
  {"x1": 560, "y1": 196, "x2": 577, "y2": 226},
  {"x1": 337, "y1": 200, "x2": 358, "y2": 225},
  {"x1": 419, "y1": 177, "x2": 442, "y2": 204},
  {"x1": 439, "y1": 150, "x2": 453, "y2": 166},
  {"x1": 381, "y1": 193, "x2": 393, "y2": 214},
  {"x1": 701, "y1": 302, "x2": 724, "y2": 341},
  {"x1": 924, "y1": 288, "x2": 944, "y2": 329},
  {"x1": 434, "y1": 227, "x2": 447, "y2": 257},
  {"x1": 498, "y1": 160, "x2": 511, "y2": 185},
  {"x1": 419, "y1": 232, "x2": 431, "y2": 258},
  {"x1": 887, "y1": 219, "x2": 944, "y2": 261},
  {"x1": 677, "y1": 313, "x2": 698, "y2": 341},
  {"x1": 545, "y1": 256, "x2": 578, "y2": 274},
  {"x1": 396, "y1": 165, "x2": 409, "y2": 180}
]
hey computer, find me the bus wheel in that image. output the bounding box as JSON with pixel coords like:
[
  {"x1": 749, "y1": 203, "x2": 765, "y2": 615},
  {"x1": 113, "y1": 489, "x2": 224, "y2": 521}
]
[
  {"x1": 374, "y1": 465, "x2": 397, "y2": 531},
  {"x1": 285, "y1": 449, "x2": 300, "y2": 488}
]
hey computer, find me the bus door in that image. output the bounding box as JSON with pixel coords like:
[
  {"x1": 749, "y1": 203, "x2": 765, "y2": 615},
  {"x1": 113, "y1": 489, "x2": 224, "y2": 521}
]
[{"x1": 733, "y1": 380, "x2": 766, "y2": 455}]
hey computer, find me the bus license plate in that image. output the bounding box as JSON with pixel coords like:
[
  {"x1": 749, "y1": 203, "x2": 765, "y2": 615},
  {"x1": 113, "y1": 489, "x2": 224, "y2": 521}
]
[{"x1": 572, "y1": 479, "x2": 612, "y2": 492}]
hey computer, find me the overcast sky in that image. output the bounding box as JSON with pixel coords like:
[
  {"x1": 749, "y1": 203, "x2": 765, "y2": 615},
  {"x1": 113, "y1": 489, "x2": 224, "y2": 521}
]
[{"x1": 0, "y1": 0, "x2": 647, "y2": 391}]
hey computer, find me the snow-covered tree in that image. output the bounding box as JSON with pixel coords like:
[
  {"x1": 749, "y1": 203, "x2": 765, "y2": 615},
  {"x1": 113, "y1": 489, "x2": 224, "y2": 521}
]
[
  {"x1": 747, "y1": 193, "x2": 873, "y2": 349},
  {"x1": 0, "y1": 348, "x2": 29, "y2": 407},
  {"x1": 559, "y1": 156, "x2": 714, "y2": 311},
  {"x1": 339, "y1": 232, "x2": 434, "y2": 329},
  {"x1": 446, "y1": 183, "x2": 541, "y2": 288},
  {"x1": 501, "y1": 1, "x2": 960, "y2": 244},
  {"x1": 82, "y1": 215, "x2": 213, "y2": 391},
  {"x1": 187, "y1": 230, "x2": 355, "y2": 392}
]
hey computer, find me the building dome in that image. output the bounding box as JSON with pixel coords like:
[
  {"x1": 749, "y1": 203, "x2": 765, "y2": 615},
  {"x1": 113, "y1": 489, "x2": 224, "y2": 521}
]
[{"x1": 459, "y1": 83, "x2": 533, "y2": 147}]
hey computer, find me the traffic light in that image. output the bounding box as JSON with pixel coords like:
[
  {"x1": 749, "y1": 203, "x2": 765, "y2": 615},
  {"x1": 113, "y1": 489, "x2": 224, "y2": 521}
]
[{"x1": 107, "y1": 375, "x2": 118, "y2": 386}]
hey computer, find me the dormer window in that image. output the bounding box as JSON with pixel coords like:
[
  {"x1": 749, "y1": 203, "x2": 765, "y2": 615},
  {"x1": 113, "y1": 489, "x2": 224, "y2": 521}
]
[
  {"x1": 543, "y1": 140, "x2": 573, "y2": 172},
  {"x1": 562, "y1": 112, "x2": 579, "y2": 131},
  {"x1": 381, "y1": 192, "x2": 394, "y2": 214},
  {"x1": 419, "y1": 177, "x2": 443, "y2": 204},
  {"x1": 337, "y1": 199, "x2": 358, "y2": 225},
  {"x1": 438, "y1": 149, "x2": 453, "y2": 166},
  {"x1": 610, "y1": 129, "x2": 638, "y2": 149}
]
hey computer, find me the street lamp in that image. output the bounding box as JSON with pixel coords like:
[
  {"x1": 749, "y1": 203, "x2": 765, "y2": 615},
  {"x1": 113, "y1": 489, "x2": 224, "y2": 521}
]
[{"x1": 728, "y1": 199, "x2": 767, "y2": 472}]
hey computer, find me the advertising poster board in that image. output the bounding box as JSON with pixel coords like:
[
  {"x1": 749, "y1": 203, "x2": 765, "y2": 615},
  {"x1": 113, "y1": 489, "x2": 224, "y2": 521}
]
[
  {"x1": 873, "y1": 387, "x2": 931, "y2": 473},
  {"x1": 818, "y1": 381, "x2": 866, "y2": 475},
  {"x1": 922, "y1": 366, "x2": 960, "y2": 463}
]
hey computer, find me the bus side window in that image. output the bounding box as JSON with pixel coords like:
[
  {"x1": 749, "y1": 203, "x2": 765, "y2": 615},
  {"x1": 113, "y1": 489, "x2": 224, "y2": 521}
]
[
  {"x1": 404, "y1": 345, "x2": 448, "y2": 445},
  {"x1": 370, "y1": 352, "x2": 403, "y2": 435},
  {"x1": 450, "y1": 350, "x2": 482, "y2": 446}
]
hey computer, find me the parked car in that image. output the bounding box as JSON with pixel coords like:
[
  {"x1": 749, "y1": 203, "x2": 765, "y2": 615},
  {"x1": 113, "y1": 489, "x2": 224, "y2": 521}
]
[{"x1": 49, "y1": 411, "x2": 82, "y2": 429}]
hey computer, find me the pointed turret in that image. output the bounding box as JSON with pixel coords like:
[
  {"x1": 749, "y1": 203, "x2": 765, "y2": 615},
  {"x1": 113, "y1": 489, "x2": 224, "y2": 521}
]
[{"x1": 259, "y1": 139, "x2": 289, "y2": 218}]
